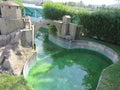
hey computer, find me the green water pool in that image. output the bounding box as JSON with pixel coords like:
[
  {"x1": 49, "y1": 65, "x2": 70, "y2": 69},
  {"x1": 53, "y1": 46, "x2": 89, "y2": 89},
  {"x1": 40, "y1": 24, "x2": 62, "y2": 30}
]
[{"x1": 27, "y1": 29, "x2": 112, "y2": 90}]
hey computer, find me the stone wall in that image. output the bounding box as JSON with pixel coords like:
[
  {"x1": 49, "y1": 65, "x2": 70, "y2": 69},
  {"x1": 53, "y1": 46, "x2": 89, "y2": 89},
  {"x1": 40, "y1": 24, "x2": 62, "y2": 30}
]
[
  {"x1": 23, "y1": 52, "x2": 36, "y2": 79},
  {"x1": 0, "y1": 18, "x2": 24, "y2": 34},
  {"x1": 21, "y1": 25, "x2": 34, "y2": 48},
  {"x1": 49, "y1": 34, "x2": 119, "y2": 63}
]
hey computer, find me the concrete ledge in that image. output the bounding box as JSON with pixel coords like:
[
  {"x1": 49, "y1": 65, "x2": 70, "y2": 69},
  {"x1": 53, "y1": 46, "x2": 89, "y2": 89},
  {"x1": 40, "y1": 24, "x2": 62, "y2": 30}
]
[
  {"x1": 96, "y1": 68, "x2": 106, "y2": 90},
  {"x1": 49, "y1": 34, "x2": 119, "y2": 63},
  {"x1": 23, "y1": 52, "x2": 37, "y2": 79}
]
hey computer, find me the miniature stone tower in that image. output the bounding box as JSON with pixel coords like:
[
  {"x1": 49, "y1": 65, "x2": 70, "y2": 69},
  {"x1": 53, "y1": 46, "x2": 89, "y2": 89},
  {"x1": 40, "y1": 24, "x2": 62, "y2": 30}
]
[
  {"x1": 1, "y1": 0, "x2": 22, "y2": 19},
  {"x1": 61, "y1": 15, "x2": 71, "y2": 37},
  {"x1": 60, "y1": 15, "x2": 77, "y2": 40},
  {"x1": 0, "y1": 1, "x2": 24, "y2": 34}
]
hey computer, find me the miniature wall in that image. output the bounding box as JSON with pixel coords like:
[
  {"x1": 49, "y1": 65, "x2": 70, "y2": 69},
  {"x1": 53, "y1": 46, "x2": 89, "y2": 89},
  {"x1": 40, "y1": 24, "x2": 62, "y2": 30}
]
[
  {"x1": 0, "y1": 19, "x2": 24, "y2": 34},
  {"x1": 23, "y1": 52, "x2": 36, "y2": 79},
  {"x1": 21, "y1": 27, "x2": 34, "y2": 48},
  {"x1": 49, "y1": 34, "x2": 119, "y2": 63}
]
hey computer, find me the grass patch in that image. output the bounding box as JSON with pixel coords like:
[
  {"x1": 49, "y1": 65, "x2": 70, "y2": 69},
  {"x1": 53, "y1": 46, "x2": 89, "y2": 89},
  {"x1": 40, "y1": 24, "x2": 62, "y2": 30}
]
[
  {"x1": 96, "y1": 62, "x2": 120, "y2": 90},
  {"x1": 0, "y1": 74, "x2": 33, "y2": 90}
]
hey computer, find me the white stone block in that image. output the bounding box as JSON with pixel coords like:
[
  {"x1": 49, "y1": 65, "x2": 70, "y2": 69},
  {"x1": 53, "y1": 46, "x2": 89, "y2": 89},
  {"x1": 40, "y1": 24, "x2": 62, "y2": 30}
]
[{"x1": 62, "y1": 15, "x2": 71, "y2": 24}]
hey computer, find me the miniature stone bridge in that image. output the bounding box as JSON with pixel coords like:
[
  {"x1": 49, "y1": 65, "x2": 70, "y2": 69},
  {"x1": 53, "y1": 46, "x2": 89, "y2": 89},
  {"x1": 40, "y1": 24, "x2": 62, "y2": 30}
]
[
  {"x1": 33, "y1": 15, "x2": 78, "y2": 40},
  {"x1": 34, "y1": 19, "x2": 63, "y2": 36}
]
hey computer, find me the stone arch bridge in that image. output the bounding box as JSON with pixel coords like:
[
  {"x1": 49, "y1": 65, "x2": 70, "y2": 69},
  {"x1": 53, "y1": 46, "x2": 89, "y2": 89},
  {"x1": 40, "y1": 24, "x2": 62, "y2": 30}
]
[
  {"x1": 33, "y1": 19, "x2": 63, "y2": 37},
  {"x1": 33, "y1": 15, "x2": 79, "y2": 40}
]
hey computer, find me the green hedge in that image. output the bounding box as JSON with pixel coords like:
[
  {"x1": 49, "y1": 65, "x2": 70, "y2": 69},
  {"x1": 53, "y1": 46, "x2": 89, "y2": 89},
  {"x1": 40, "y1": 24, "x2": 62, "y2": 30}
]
[
  {"x1": 78, "y1": 8, "x2": 120, "y2": 44},
  {"x1": 43, "y1": 2, "x2": 75, "y2": 20}
]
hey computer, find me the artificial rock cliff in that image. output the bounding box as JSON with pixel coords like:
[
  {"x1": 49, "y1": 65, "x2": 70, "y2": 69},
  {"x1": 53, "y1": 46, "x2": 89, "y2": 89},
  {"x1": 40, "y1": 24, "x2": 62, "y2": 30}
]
[{"x1": 0, "y1": 30, "x2": 35, "y2": 75}]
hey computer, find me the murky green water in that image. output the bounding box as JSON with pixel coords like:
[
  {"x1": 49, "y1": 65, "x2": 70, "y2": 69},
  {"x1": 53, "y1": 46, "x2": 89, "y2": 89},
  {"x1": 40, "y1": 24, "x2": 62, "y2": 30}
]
[{"x1": 27, "y1": 28, "x2": 112, "y2": 90}]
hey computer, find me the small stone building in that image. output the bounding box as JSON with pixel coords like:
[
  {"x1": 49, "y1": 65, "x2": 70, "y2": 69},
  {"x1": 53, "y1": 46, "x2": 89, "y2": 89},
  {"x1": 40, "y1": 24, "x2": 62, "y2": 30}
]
[{"x1": 0, "y1": 1, "x2": 24, "y2": 34}]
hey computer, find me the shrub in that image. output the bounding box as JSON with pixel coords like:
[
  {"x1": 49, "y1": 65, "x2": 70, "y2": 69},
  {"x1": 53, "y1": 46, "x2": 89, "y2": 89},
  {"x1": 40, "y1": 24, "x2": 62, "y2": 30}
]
[
  {"x1": 72, "y1": 8, "x2": 89, "y2": 24},
  {"x1": 43, "y1": 2, "x2": 75, "y2": 20},
  {"x1": 78, "y1": 8, "x2": 120, "y2": 44},
  {"x1": 0, "y1": 74, "x2": 33, "y2": 90},
  {"x1": 49, "y1": 24, "x2": 57, "y2": 36}
]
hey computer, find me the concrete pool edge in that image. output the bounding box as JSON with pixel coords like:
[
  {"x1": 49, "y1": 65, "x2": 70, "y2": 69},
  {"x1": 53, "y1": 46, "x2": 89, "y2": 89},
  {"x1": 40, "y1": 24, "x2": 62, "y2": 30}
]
[
  {"x1": 49, "y1": 34, "x2": 119, "y2": 64},
  {"x1": 23, "y1": 52, "x2": 37, "y2": 79}
]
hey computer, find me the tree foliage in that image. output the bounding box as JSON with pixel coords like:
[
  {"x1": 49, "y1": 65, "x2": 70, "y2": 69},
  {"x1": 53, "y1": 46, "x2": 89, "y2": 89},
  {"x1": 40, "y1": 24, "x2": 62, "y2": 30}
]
[
  {"x1": 78, "y1": 8, "x2": 120, "y2": 44},
  {"x1": 43, "y1": 1, "x2": 75, "y2": 20}
]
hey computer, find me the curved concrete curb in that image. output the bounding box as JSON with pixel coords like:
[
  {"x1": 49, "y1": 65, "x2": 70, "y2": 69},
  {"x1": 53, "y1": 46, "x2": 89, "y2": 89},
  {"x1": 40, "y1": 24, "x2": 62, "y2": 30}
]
[
  {"x1": 49, "y1": 34, "x2": 119, "y2": 63},
  {"x1": 23, "y1": 52, "x2": 37, "y2": 79},
  {"x1": 96, "y1": 67, "x2": 107, "y2": 90}
]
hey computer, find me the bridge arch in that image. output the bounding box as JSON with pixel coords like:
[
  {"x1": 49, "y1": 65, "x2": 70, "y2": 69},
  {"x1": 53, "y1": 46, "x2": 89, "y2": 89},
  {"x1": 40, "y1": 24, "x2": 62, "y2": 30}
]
[
  {"x1": 49, "y1": 24, "x2": 58, "y2": 36},
  {"x1": 34, "y1": 20, "x2": 63, "y2": 36}
]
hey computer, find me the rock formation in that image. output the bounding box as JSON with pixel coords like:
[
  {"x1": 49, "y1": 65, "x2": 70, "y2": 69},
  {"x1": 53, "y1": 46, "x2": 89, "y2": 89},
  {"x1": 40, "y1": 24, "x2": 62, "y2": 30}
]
[{"x1": 0, "y1": 30, "x2": 34, "y2": 75}]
